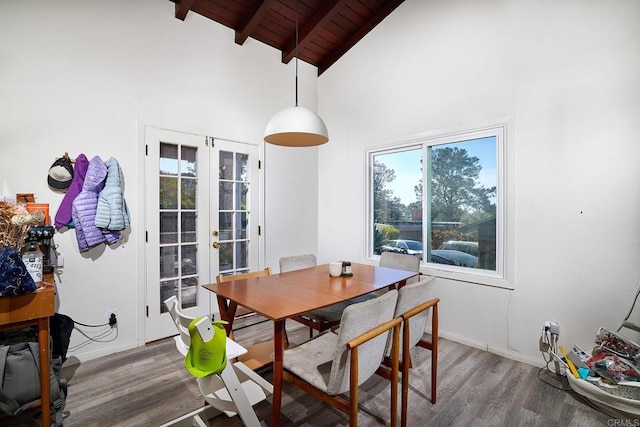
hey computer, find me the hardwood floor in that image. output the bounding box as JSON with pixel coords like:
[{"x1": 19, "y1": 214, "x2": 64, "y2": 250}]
[{"x1": 1, "y1": 317, "x2": 612, "y2": 426}]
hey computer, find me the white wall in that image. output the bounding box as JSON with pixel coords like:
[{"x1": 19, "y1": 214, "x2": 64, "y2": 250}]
[
  {"x1": 317, "y1": 0, "x2": 640, "y2": 365},
  {"x1": 0, "y1": 0, "x2": 320, "y2": 361},
  {"x1": 264, "y1": 144, "x2": 319, "y2": 270}
]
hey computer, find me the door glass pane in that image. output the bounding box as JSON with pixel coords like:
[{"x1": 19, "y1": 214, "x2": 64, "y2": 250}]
[
  {"x1": 181, "y1": 212, "x2": 196, "y2": 243},
  {"x1": 236, "y1": 183, "x2": 248, "y2": 210},
  {"x1": 182, "y1": 245, "x2": 197, "y2": 275},
  {"x1": 236, "y1": 153, "x2": 248, "y2": 181},
  {"x1": 219, "y1": 151, "x2": 233, "y2": 180},
  {"x1": 181, "y1": 277, "x2": 197, "y2": 309},
  {"x1": 160, "y1": 212, "x2": 178, "y2": 244},
  {"x1": 181, "y1": 179, "x2": 196, "y2": 209},
  {"x1": 219, "y1": 212, "x2": 233, "y2": 240},
  {"x1": 160, "y1": 280, "x2": 178, "y2": 314},
  {"x1": 181, "y1": 146, "x2": 197, "y2": 177},
  {"x1": 160, "y1": 143, "x2": 178, "y2": 176},
  {"x1": 219, "y1": 182, "x2": 233, "y2": 210},
  {"x1": 219, "y1": 242, "x2": 233, "y2": 271},
  {"x1": 235, "y1": 212, "x2": 247, "y2": 239},
  {"x1": 160, "y1": 246, "x2": 178, "y2": 279},
  {"x1": 236, "y1": 241, "x2": 248, "y2": 270},
  {"x1": 160, "y1": 177, "x2": 178, "y2": 209}
]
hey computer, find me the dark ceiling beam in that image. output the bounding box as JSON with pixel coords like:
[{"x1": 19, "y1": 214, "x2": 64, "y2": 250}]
[
  {"x1": 317, "y1": 0, "x2": 405, "y2": 75},
  {"x1": 174, "y1": 0, "x2": 195, "y2": 21},
  {"x1": 235, "y1": 0, "x2": 272, "y2": 45},
  {"x1": 282, "y1": 0, "x2": 343, "y2": 64}
]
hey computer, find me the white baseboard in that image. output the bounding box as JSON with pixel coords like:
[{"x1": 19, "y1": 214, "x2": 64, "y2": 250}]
[
  {"x1": 433, "y1": 329, "x2": 546, "y2": 369},
  {"x1": 64, "y1": 342, "x2": 139, "y2": 366},
  {"x1": 487, "y1": 343, "x2": 546, "y2": 368}
]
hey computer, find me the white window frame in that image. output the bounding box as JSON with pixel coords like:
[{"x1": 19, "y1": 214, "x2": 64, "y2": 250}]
[{"x1": 366, "y1": 121, "x2": 514, "y2": 289}]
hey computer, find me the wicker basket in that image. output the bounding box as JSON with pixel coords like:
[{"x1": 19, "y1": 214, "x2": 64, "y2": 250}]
[{"x1": 0, "y1": 202, "x2": 45, "y2": 251}]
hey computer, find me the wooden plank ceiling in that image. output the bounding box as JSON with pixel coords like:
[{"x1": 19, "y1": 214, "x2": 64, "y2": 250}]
[{"x1": 170, "y1": 0, "x2": 405, "y2": 75}]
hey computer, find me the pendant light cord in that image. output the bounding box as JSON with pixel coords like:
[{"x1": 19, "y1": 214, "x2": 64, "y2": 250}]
[{"x1": 295, "y1": 1, "x2": 299, "y2": 107}]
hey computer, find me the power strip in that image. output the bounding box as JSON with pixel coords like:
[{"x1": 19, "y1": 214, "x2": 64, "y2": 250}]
[{"x1": 541, "y1": 321, "x2": 562, "y2": 374}]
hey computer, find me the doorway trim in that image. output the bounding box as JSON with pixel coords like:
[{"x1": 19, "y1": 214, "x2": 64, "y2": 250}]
[{"x1": 136, "y1": 119, "x2": 264, "y2": 344}]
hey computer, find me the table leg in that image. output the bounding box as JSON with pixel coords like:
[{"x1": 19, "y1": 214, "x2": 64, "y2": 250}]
[
  {"x1": 271, "y1": 319, "x2": 284, "y2": 427},
  {"x1": 216, "y1": 296, "x2": 236, "y2": 337},
  {"x1": 38, "y1": 317, "x2": 51, "y2": 427}
]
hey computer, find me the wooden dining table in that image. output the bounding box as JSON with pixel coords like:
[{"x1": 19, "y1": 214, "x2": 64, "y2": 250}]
[{"x1": 203, "y1": 262, "x2": 418, "y2": 426}]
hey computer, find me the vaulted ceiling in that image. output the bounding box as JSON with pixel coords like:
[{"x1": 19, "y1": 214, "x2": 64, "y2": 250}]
[{"x1": 170, "y1": 0, "x2": 405, "y2": 75}]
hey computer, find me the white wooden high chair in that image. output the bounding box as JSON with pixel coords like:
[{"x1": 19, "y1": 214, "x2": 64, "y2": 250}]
[{"x1": 162, "y1": 296, "x2": 272, "y2": 427}]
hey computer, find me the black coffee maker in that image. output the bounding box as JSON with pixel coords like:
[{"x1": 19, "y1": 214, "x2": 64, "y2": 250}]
[{"x1": 26, "y1": 225, "x2": 56, "y2": 274}]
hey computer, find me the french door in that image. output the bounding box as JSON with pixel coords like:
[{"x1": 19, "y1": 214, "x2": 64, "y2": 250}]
[{"x1": 144, "y1": 126, "x2": 260, "y2": 342}]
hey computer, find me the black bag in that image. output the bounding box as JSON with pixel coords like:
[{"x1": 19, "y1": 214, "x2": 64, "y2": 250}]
[
  {"x1": 50, "y1": 314, "x2": 74, "y2": 364},
  {"x1": 0, "y1": 340, "x2": 67, "y2": 426}
]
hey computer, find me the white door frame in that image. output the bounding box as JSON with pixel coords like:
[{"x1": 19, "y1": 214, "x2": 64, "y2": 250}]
[{"x1": 140, "y1": 123, "x2": 263, "y2": 344}]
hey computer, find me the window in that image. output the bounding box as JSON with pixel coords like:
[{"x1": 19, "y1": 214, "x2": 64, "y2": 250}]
[{"x1": 368, "y1": 124, "x2": 506, "y2": 284}]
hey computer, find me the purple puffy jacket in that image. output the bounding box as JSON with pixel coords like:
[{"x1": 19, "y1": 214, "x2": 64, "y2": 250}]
[
  {"x1": 54, "y1": 153, "x2": 89, "y2": 229},
  {"x1": 71, "y1": 156, "x2": 109, "y2": 251}
]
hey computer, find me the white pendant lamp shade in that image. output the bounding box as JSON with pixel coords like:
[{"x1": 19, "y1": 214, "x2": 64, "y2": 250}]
[
  {"x1": 264, "y1": 106, "x2": 329, "y2": 147},
  {"x1": 264, "y1": 1, "x2": 329, "y2": 147}
]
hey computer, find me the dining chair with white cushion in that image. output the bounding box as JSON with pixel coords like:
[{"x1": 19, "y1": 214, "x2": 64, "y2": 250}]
[
  {"x1": 379, "y1": 251, "x2": 421, "y2": 285},
  {"x1": 376, "y1": 276, "x2": 439, "y2": 427},
  {"x1": 282, "y1": 289, "x2": 402, "y2": 427}
]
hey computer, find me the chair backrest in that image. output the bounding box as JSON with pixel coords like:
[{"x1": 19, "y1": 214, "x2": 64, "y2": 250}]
[
  {"x1": 216, "y1": 268, "x2": 273, "y2": 323},
  {"x1": 394, "y1": 275, "x2": 435, "y2": 350},
  {"x1": 279, "y1": 254, "x2": 317, "y2": 273},
  {"x1": 215, "y1": 267, "x2": 272, "y2": 284},
  {"x1": 164, "y1": 295, "x2": 197, "y2": 355},
  {"x1": 327, "y1": 289, "x2": 399, "y2": 395},
  {"x1": 379, "y1": 252, "x2": 421, "y2": 284}
]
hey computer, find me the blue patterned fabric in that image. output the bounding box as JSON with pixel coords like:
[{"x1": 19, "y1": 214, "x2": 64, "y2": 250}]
[{"x1": 0, "y1": 246, "x2": 37, "y2": 296}]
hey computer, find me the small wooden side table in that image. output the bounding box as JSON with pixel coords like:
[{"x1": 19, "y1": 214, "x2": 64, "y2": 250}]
[{"x1": 0, "y1": 278, "x2": 55, "y2": 427}]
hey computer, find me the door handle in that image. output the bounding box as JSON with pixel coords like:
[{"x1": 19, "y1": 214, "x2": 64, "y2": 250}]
[{"x1": 212, "y1": 241, "x2": 220, "y2": 249}]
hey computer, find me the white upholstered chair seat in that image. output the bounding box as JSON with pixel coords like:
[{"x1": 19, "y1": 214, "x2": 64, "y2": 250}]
[
  {"x1": 282, "y1": 290, "x2": 402, "y2": 426},
  {"x1": 283, "y1": 331, "x2": 339, "y2": 393}
]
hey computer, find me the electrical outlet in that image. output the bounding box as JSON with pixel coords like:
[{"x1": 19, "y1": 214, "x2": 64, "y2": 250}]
[
  {"x1": 106, "y1": 309, "x2": 117, "y2": 328},
  {"x1": 544, "y1": 320, "x2": 560, "y2": 336}
]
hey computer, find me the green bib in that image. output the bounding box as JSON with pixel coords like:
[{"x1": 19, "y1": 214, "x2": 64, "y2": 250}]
[{"x1": 184, "y1": 317, "x2": 229, "y2": 377}]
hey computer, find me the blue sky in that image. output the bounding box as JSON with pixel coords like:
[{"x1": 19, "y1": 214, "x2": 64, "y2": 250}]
[{"x1": 377, "y1": 136, "x2": 496, "y2": 205}]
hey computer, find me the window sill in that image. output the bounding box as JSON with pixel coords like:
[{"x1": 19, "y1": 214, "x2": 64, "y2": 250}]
[{"x1": 421, "y1": 265, "x2": 514, "y2": 290}]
